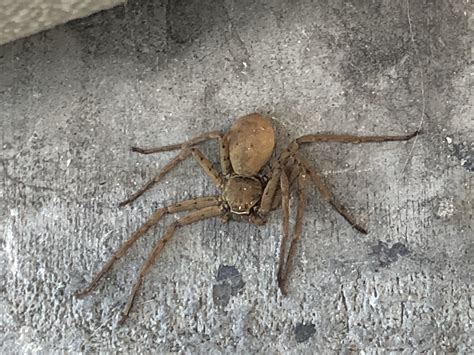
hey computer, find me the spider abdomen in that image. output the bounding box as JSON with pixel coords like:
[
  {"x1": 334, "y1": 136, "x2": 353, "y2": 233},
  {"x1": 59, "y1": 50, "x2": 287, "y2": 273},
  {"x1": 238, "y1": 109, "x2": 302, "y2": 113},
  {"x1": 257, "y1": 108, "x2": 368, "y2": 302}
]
[{"x1": 227, "y1": 113, "x2": 276, "y2": 176}]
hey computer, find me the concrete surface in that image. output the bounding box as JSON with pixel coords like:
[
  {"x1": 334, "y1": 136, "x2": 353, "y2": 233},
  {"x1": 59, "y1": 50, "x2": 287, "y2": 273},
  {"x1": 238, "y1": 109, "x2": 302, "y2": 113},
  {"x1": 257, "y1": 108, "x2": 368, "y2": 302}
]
[
  {"x1": 0, "y1": 0, "x2": 124, "y2": 46},
  {"x1": 1, "y1": 0, "x2": 472, "y2": 352}
]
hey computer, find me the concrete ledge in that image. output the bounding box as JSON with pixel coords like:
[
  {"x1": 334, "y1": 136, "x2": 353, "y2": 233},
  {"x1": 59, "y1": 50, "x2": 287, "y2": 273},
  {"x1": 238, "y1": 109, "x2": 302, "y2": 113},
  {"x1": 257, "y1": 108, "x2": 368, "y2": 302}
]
[{"x1": 0, "y1": 0, "x2": 124, "y2": 45}]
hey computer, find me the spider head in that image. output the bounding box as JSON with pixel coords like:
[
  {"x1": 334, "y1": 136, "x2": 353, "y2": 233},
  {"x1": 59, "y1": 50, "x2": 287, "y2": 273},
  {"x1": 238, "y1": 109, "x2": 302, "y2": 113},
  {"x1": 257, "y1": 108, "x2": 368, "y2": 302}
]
[{"x1": 223, "y1": 175, "x2": 263, "y2": 215}]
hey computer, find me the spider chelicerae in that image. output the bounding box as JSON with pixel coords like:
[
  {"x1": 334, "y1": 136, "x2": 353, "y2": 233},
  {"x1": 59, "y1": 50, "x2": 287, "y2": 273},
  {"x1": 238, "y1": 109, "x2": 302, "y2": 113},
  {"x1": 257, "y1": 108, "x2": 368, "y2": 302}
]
[{"x1": 76, "y1": 113, "x2": 418, "y2": 324}]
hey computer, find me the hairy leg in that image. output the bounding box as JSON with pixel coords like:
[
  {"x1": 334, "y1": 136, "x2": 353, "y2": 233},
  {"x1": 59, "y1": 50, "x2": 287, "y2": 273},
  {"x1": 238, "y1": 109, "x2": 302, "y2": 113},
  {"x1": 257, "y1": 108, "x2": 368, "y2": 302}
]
[
  {"x1": 259, "y1": 165, "x2": 282, "y2": 216},
  {"x1": 134, "y1": 131, "x2": 232, "y2": 175},
  {"x1": 277, "y1": 171, "x2": 290, "y2": 293},
  {"x1": 120, "y1": 147, "x2": 223, "y2": 206},
  {"x1": 219, "y1": 133, "x2": 232, "y2": 176},
  {"x1": 278, "y1": 168, "x2": 308, "y2": 295},
  {"x1": 190, "y1": 148, "x2": 224, "y2": 188},
  {"x1": 260, "y1": 143, "x2": 302, "y2": 215},
  {"x1": 75, "y1": 196, "x2": 221, "y2": 298},
  {"x1": 271, "y1": 130, "x2": 419, "y2": 291},
  {"x1": 271, "y1": 158, "x2": 301, "y2": 211},
  {"x1": 131, "y1": 131, "x2": 221, "y2": 154},
  {"x1": 295, "y1": 153, "x2": 367, "y2": 234},
  {"x1": 119, "y1": 148, "x2": 192, "y2": 206},
  {"x1": 118, "y1": 205, "x2": 223, "y2": 324},
  {"x1": 295, "y1": 131, "x2": 419, "y2": 145}
]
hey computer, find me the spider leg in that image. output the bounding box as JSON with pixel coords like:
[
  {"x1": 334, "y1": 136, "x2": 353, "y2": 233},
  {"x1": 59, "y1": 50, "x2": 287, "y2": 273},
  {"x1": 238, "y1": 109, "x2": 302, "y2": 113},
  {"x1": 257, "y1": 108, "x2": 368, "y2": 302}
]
[
  {"x1": 75, "y1": 196, "x2": 221, "y2": 299},
  {"x1": 260, "y1": 142, "x2": 301, "y2": 215},
  {"x1": 259, "y1": 165, "x2": 282, "y2": 215},
  {"x1": 295, "y1": 153, "x2": 367, "y2": 234},
  {"x1": 131, "y1": 130, "x2": 232, "y2": 176},
  {"x1": 295, "y1": 131, "x2": 419, "y2": 145},
  {"x1": 271, "y1": 158, "x2": 300, "y2": 211},
  {"x1": 219, "y1": 133, "x2": 232, "y2": 176},
  {"x1": 118, "y1": 205, "x2": 223, "y2": 325},
  {"x1": 260, "y1": 155, "x2": 302, "y2": 216},
  {"x1": 274, "y1": 130, "x2": 418, "y2": 231},
  {"x1": 131, "y1": 131, "x2": 222, "y2": 154},
  {"x1": 119, "y1": 148, "x2": 191, "y2": 206},
  {"x1": 278, "y1": 167, "x2": 308, "y2": 295},
  {"x1": 119, "y1": 147, "x2": 223, "y2": 206},
  {"x1": 190, "y1": 148, "x2": 224, "y2": 188},
  {"x1": 277, "y1": 171, "x2": 290, "y2": 292},
  {"x1": 251, "y1": 161, "x2": 299, "y2": 225}
]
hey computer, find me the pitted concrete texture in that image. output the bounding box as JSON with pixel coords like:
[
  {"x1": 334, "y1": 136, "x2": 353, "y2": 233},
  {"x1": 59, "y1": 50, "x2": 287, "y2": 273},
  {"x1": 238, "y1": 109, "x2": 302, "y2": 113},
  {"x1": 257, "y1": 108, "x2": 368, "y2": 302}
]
[
  {"x1": 0, "y1": 0, "x2": 124, "y2": 45},
  {"x1": 1, "y1": 0, "x2": 472, "y2": 352}
]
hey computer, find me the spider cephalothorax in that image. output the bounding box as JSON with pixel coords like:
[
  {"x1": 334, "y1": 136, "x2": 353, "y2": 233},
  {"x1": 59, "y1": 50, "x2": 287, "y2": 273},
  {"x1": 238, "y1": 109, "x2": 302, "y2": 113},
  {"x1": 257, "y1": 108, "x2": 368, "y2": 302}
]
[
  {"x1": 76, "y1": 113, "x2": 418, "y2": 324},
  {"x1": 223, "y1": 175, "x2": 263, "y2": 215}
]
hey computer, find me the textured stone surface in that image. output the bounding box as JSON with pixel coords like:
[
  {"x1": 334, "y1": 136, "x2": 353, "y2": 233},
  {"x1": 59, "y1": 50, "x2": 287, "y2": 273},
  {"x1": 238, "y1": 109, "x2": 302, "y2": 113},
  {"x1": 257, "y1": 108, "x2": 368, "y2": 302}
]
[
  {"x1": 0, "y1": 0, "x2": 124, "y2": 45},
  {"x1": 0, "y1": 0, "x2": 472, "y2": 352}
]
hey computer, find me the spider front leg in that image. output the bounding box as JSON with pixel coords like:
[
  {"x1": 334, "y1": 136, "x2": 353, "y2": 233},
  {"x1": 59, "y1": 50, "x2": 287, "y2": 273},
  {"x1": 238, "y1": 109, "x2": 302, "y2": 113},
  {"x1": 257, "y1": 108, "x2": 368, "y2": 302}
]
[
  {"x1": 75, "y1": 196, "x2": 221, "y2": 299},
  {"x1": 119, "y1": 205, "x2": 224, "y2": 325}
]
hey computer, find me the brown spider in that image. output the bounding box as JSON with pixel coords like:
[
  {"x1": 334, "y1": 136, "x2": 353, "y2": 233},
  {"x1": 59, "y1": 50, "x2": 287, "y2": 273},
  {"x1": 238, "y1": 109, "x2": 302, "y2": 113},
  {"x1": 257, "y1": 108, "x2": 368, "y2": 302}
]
[{"x1": 76, "y1": 113, "x2": 418, "y2": 324}]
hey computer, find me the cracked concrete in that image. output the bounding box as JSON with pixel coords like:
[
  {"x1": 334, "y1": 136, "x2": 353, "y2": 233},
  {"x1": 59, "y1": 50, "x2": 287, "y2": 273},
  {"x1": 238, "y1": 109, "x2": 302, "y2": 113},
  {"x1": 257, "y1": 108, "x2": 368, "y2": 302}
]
[{"x1": 1, "y1": 0, "x2": 472, "y2": 352}]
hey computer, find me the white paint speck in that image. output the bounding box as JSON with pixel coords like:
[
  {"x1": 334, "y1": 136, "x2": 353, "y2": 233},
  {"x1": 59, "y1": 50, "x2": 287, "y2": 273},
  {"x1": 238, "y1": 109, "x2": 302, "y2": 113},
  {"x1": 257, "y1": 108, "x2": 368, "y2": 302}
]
[{"x1": 446, "y1": 136, "x2": 452, "y2": 144}]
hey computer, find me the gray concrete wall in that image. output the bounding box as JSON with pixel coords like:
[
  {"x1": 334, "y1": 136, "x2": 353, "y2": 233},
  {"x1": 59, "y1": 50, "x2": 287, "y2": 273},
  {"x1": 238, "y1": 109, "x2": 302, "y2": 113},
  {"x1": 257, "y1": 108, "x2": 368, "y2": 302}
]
[{"x1": 1, "y1": 0, "x2": 472, "y2": 352}]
